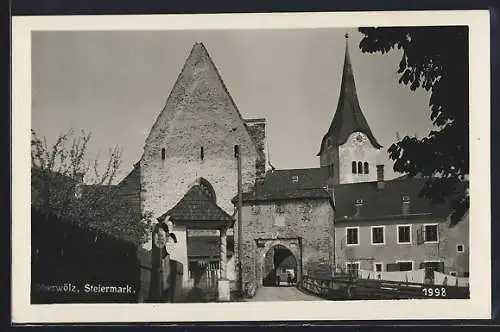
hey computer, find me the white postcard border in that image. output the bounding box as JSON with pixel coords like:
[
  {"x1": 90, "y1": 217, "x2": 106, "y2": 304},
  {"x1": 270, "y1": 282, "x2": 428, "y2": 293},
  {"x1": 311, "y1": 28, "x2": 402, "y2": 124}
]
[{"x1": 12, "y1": 10, "x2": 491, "y2": 323}]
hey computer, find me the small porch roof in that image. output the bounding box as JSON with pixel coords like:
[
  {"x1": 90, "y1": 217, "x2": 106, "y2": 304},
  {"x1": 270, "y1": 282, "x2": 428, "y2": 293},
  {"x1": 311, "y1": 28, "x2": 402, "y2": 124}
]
[{"x1": 157, "y1": 184, "x2": 235, "y2": 229}]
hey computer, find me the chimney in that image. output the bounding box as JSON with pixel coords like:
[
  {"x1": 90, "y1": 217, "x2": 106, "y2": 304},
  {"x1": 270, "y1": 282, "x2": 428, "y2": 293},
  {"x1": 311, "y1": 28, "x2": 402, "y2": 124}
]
[
  {"x1": 244, "y1": 118, "x2": 267, "y2": 180},
  {"x1": 376, "y1": 165, "x2": 385, "y2": 189},
  {"x1": 355, "y1": 199, "x2": 363, "y2": 217},
  {"x1": 402, "y1": 195, "x2": 411, "y2": 215}
]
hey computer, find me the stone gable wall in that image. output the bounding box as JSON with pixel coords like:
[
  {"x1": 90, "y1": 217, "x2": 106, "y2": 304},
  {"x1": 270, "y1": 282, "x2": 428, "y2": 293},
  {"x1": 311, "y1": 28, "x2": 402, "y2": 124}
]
[{"x1": 138, "y1": 44, "x2": 259, "y2": 286}]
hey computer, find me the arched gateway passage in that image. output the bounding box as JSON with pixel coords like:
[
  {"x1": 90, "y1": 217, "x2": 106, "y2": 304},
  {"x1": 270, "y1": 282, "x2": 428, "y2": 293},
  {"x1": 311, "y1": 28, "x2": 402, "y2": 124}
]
[
  {"x1": 262, "y1": 245, "x2": 298, "y2": 286},
  {"x1": 255, "y1": 237, "x2": 302, "y2": 288}
]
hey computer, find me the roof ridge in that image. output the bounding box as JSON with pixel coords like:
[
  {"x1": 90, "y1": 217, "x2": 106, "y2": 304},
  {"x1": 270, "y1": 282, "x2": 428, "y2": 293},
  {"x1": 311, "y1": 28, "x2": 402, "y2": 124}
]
[
  {"x1": 140, "y1": 42, "x2": 258, "y2": 164},
  {"x1": 199, "y1": 43, "x2": 259, "y2": 154},
  {"x1": 159, "y1": 182, "x2": 234, "y2": 222},
  {"x1": 140, "y1": 44, "x2": 199, "y2": 162}
]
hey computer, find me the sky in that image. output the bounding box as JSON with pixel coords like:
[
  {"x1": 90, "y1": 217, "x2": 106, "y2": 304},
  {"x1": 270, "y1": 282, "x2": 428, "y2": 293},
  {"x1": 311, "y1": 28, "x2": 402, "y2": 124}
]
[{"x1": 31, "y1": 28, "x2": 434, "y2": 183}]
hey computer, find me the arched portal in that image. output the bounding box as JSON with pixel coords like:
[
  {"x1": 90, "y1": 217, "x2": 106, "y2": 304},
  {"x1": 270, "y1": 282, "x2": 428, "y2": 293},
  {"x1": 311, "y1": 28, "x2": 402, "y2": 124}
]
[{"x1": 262, "y1": 245, "x2": 298, "y2": 287}]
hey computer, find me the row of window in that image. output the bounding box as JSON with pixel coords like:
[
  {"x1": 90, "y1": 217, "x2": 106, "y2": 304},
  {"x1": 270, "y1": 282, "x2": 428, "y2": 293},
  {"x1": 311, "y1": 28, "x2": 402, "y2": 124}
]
[
  {"x1": 160, "y1": 145, "x2": 241, "y2": 161},
  {"x1": 345, "y1": 261, "x2": 468, "y2": 277},
  {"x1": 345, "y1": 224, "x2": 442, "y2": 245},
  {"x1": 346, "y1": 261, "x2": 414, "y2": 273},
  {"x1": 352, "y1": 161, "x2": 369, "y2": 174}
]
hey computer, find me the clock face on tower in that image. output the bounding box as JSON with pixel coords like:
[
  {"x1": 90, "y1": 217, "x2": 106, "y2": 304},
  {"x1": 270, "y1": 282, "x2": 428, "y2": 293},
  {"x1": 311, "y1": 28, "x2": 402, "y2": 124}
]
[{"x1": 354, "y1": 133, "x2": 366, "y2": 145}]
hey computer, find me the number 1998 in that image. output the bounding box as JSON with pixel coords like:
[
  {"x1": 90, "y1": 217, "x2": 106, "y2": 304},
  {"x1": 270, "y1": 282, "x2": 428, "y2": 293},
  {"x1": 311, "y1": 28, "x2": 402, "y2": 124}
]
[{"x1": 422, "y1": 287, "x2": 447, "y2": 297}]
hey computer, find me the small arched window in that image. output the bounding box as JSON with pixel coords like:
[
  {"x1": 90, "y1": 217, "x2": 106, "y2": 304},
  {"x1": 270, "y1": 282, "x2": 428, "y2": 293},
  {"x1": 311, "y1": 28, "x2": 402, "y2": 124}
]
[
  {"x1": 358, "y1": 161, "x2": 363, "y2": 174},
  {"x1": 352, "y1": 161, "x2": 357, "y2": 174},
  {"x1": 364, "y1": 162, "x2": 369, "y2": 174}
]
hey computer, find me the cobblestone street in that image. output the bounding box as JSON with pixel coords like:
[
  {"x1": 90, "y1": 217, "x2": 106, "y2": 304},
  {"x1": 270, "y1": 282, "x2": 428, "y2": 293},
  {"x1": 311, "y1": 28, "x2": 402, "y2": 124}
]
[{"x1": 246, "y1": 287, "x2": 323, "y2": 301}]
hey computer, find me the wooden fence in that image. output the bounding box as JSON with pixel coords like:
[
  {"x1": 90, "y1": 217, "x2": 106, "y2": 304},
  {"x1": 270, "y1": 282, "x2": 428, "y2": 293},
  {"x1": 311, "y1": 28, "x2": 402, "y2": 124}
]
[
  {"x1": 31, "y1": 208, "x2": 141, "y2": 303},
  {"x1": 300, "y1": 275, "x2": 470, "y2": 300}
]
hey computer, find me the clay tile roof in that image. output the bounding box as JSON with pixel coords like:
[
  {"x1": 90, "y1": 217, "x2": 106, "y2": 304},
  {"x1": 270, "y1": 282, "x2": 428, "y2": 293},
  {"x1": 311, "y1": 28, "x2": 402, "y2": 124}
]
[
  {"x1": 232, "y1": 168, "x2": 333, "y2": 204},
  {"x1": 158, "y1": 184, "x2": 235, "y2": 224},
  {"x1": 333, "y1": 177, "x2": 459, "y2": 222},
  {"x1": 317, "y1": 35, "x2": 382, "y2": 156}
]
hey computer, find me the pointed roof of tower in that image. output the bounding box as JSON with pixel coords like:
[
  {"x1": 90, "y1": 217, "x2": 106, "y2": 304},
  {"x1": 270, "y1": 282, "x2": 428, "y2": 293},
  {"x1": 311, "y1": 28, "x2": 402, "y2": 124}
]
[{"x1": 317, "y1": 34, "x2": 382, "y2": 156}]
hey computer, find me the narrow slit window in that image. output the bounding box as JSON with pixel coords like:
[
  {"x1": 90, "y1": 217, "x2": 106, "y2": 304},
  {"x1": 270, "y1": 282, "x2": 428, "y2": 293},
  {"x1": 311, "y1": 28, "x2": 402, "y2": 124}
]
[
  {"x1": 352, "y1": 161, "x2": 357, "y2": 174},
  {"x1": 234, "y1": 145, "x2": 239, "y2": 158},
  {"x1": 200, "y1": 147, "x2": 204, "y2": 160},
  {"x1": 358, "y1": 161, "x2": 363, "y2": 174},
  {"x1": 364, "y1": 162, "x2": 369, "y2": 174},
  {"x1": 161, "y1": 148, "x2": 166, "y2": 160}
]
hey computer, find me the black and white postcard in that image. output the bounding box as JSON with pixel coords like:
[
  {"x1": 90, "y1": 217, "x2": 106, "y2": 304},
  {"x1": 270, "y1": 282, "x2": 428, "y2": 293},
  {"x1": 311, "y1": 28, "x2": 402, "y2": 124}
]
[{"x1": 12, "y1": 10, "x2": 491, "y2": 323}]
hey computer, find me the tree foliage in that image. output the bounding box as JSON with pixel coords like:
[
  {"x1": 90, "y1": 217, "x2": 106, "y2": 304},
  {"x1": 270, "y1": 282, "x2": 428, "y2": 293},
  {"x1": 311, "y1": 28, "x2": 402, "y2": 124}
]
[
  {"x1": 358, "y1": 26, "x2": 469, "y2": 223},
  {"x1": 31, "y1": 129, "x2": 153, "y2": 245}
]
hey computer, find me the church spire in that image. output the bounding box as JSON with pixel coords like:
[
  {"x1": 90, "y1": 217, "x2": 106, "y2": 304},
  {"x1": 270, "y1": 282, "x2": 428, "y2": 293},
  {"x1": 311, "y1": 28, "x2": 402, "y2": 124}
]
[{"x1": 317, "y1": 33, "x2": 382, "y2": 156}]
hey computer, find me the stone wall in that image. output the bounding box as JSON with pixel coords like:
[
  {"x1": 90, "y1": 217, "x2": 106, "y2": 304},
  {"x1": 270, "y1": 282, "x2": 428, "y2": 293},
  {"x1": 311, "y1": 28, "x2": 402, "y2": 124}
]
[{"x1": 238, "y1": 199, "x2": 335, "y2": 293}]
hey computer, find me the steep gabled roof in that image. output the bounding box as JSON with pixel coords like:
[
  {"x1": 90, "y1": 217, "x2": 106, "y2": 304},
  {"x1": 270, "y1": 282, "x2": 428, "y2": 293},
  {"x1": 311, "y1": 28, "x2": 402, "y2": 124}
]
[
  {"x1": 158, "y1": 184, "x2": 235, "y2": 226},
  {"x1": 141, "y1": 42, "x2": 258, "y2": 162},
  {"x1": 317, "y1": 35, "x2": 382, "y2": 156}
]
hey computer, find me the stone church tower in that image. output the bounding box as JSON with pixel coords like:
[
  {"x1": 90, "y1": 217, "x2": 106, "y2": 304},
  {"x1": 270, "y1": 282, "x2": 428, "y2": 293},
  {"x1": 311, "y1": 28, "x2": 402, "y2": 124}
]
[{"x1": 317, "y1": 34, "x2": 383, "y2": 185}]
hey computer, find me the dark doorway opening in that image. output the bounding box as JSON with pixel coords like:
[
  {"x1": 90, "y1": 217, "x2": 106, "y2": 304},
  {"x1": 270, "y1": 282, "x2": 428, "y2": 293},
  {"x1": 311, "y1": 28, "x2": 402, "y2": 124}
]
[{"x1": 262, "y1": 245, "x2": 297, "y2": 287}]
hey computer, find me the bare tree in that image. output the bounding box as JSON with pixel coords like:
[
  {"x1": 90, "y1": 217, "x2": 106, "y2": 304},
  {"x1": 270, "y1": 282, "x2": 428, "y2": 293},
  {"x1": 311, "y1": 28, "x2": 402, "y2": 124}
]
[
  {"x1": 31, "y1": 129, "x2": 123, "y2": 185},
  {"x1": 31, "y1": 129, "x2": 152, "y2": 245}
]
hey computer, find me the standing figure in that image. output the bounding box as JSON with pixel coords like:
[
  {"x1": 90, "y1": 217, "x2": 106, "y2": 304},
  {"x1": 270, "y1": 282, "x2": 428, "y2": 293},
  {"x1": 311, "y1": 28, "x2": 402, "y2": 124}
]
[{"x1": 148, "y1": 218, "x2": 177, "y2": 302}]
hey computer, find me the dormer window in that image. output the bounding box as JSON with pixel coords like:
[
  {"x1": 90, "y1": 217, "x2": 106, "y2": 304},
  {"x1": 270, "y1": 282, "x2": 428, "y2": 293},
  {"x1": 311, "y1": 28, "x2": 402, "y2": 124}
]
[
  {"x1": 402, "y1": 195, "x2": 411, "y2": 215},
  {"x1": 291, "y1": 175, "x2": 299, "y2": 183}
]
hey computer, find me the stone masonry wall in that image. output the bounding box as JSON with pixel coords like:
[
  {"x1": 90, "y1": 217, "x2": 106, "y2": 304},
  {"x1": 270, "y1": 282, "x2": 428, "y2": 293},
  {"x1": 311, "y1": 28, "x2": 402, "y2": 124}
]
[
  {"x1": 139, "y1": 43, "x2": 259, "y2": 285},
  {"x1": 239, "y1": 199, "x2": 335, "y2": 293}
]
